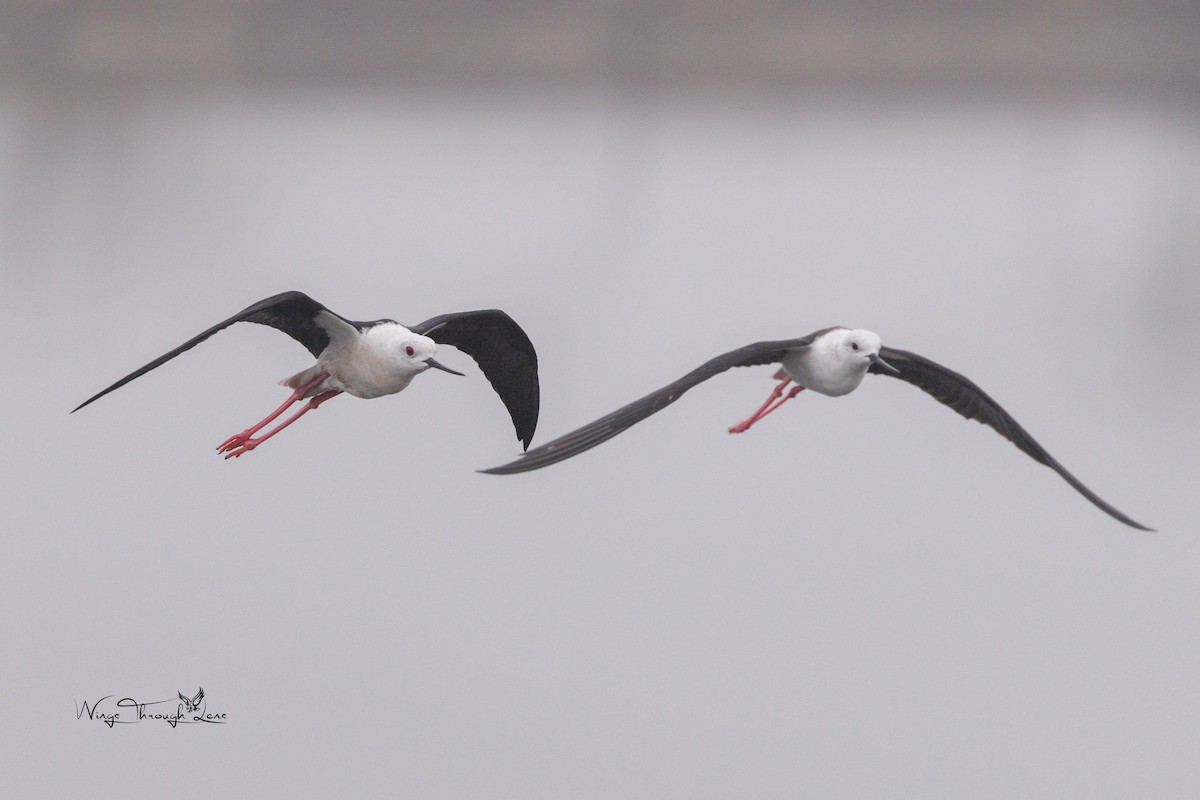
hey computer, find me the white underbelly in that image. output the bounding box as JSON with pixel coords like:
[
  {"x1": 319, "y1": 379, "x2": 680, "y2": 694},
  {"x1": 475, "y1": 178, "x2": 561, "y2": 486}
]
[
  {"x1": 325, "y1": 363, "x2": 414, "y2": 399},
  {"x1": 780, "y1": 350, "x2": 865, "y2": 397},
  {"x1": 318, "y1": 336, "x2": 413, "y2": 399}
]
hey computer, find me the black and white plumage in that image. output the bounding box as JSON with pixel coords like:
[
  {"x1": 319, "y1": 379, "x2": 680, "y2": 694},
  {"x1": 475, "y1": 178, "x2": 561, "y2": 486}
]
[
  {"x1": 482, "y1": 326, "x2": 1150, "y2": 531},
  {"x1": 73, "y1": 291, "x2": 539, "y2": 457}
]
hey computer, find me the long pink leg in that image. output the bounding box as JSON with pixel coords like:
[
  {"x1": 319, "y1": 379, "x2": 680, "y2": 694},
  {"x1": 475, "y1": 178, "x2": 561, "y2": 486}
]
[
  {"x1": 217, "y1": 372, "x2": 330, "y2": 453},
  {"x1": 729, "y1": 371, "x2": 806, "y2": 434},
  {"x1": 221, "y1": 389, "x2": 343, "y2": 459}
]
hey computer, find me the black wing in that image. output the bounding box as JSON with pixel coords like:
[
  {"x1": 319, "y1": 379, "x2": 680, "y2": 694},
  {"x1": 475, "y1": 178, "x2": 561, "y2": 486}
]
[
  {"x1": 72, "y1": 291, "x2": 350, "y2": 413},
  {"x1": 481, "y1": 335, "x2": 825, "y2": 474},
  {"x1": 871, "y1": 346, "x2": 1152, "y2": 530},
  {"x1": 411, "y1": 310, "x2": 540, "y2": 450}
]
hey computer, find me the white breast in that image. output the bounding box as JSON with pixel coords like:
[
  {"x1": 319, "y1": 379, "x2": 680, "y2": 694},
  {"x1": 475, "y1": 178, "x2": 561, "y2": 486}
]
[
  {"x1": 780, "y1": 341, "x2": 869, "y2": 397},
  {"x1": 320, "y1": 324, "x2": 418, "y2": 399}
]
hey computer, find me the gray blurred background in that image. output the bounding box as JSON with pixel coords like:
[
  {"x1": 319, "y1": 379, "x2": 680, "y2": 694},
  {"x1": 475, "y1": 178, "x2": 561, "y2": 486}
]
[{"x1": 2, "y1": 2, "x2": 1198, "y2": 797}]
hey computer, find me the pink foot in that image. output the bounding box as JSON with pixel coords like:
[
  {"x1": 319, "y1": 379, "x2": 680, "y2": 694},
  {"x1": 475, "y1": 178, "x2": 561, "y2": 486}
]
[
  {"x1": 217, "y1": 431, "x2": 254, "y2": 453},
  {"x1": 728, "y1": 382, "x2": 805, "y2": 434},
  {"x1": 221, "y1": 438, "x2": 262, "y2": 459},
  {"x1": 215, "y1": 373, "x2": 332, "y2": 456},
  {"x1": 217, "y1": 388, "x2": 342, "y2": 460}
]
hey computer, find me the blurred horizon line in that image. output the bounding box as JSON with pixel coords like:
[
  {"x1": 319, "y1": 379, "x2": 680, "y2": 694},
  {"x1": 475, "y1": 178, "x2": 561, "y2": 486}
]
[{"x1": 3, "y1": 3, "x2": 1198, "y2": 100}]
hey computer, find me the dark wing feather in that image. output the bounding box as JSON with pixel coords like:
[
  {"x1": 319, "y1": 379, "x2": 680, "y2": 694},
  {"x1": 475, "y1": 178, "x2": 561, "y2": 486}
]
[
  {"x1": 411, "y1": 310, "x2": 540, "y2": 450},
  {"x1": 482, "y1": 336, "x2": 822, "y2": 474},
  {"x1": 871, "y1": 346, "x2": 1152, "y2": 530},
  {"x1": 72, "y1": 291, "x2": 344, "y2": 413}
]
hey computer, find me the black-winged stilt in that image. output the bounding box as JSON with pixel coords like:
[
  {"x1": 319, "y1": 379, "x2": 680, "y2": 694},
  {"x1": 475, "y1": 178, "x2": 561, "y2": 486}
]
[
  {"x1": 74, "y1": 291, "x2": 539, "y2": 458},
  {"x1": 482, "y1": 326, "x2": 1150, "y2": 530}
]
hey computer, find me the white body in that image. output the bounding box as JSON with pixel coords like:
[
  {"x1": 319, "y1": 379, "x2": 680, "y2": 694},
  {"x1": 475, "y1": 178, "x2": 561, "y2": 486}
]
[
  {"x1": 281, "y1": 313, "x2": 440, "y2": 399},
  {"x1": 780, "y1": 328, "x2": 883, "y2": 396}
]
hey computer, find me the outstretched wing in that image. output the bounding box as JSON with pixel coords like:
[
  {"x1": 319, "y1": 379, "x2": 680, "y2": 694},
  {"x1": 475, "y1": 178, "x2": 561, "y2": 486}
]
[
  {"x1": 412, "y1": 310, "x2": 540, "y2": 450},
  {"x1": 870, "y1": 346, "x2": 1152, "y2": 530},
  {"x1": 191, "y1": 687, "x2": 204, "y2": 706},
  {"x1": 72, "y1": 291, "x2": 353, "y2": 413},
  {"x1": 481, "y1": 335, "x2": 826, "y2": 474}
]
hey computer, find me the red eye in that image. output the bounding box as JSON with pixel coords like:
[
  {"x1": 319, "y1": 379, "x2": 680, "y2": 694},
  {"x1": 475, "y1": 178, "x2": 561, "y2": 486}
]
[{"x1": 405, "y1": 346, "x2": 415, "y2": 357}]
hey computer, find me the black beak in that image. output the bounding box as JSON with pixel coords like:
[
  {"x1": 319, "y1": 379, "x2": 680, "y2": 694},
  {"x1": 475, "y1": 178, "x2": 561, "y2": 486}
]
[
  {"x1": 868, "y1": 352, "x2": 900, "y2": 375},
  {"x1": 425, "y1": 358, "x2": 465, "y2": 376}
]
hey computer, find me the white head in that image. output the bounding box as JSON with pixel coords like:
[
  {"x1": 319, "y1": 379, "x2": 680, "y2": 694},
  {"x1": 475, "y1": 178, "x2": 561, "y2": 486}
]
[
  {"x1": 796, "y1": 327, "x2": 898, "y2": 396},
  {"x1": 391, "y1": 331, "x2": 464, "y2": 377},
  {"x1": 828, "y1": 328, "x2": 885, "y2": 369}
]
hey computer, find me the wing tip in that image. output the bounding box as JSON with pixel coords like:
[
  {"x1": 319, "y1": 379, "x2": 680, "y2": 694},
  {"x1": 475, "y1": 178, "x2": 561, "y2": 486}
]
[
  {"x1": 479, "y1": 452, "x2": 533, "y2": 475},
  {"x1": 515, "y1": 407, "x2": 538, "y2": 451},
  {"x1": 70, "y1": 396, "x2": 98, "y2": 414}
]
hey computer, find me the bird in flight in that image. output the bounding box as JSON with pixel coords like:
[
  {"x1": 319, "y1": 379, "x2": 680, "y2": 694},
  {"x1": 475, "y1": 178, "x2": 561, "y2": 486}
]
[
  {"x1": 482, "y1": 326, "x2": 1150, "y2": 530},
  {"x1": 73, "y1": 291, "x2": 539, "y2": 458}
]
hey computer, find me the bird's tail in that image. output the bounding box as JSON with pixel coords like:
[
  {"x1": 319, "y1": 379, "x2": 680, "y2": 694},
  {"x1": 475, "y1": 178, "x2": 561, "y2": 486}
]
[{"x1": 279, "y1": 366, "x2": 327, "y2": 396}]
